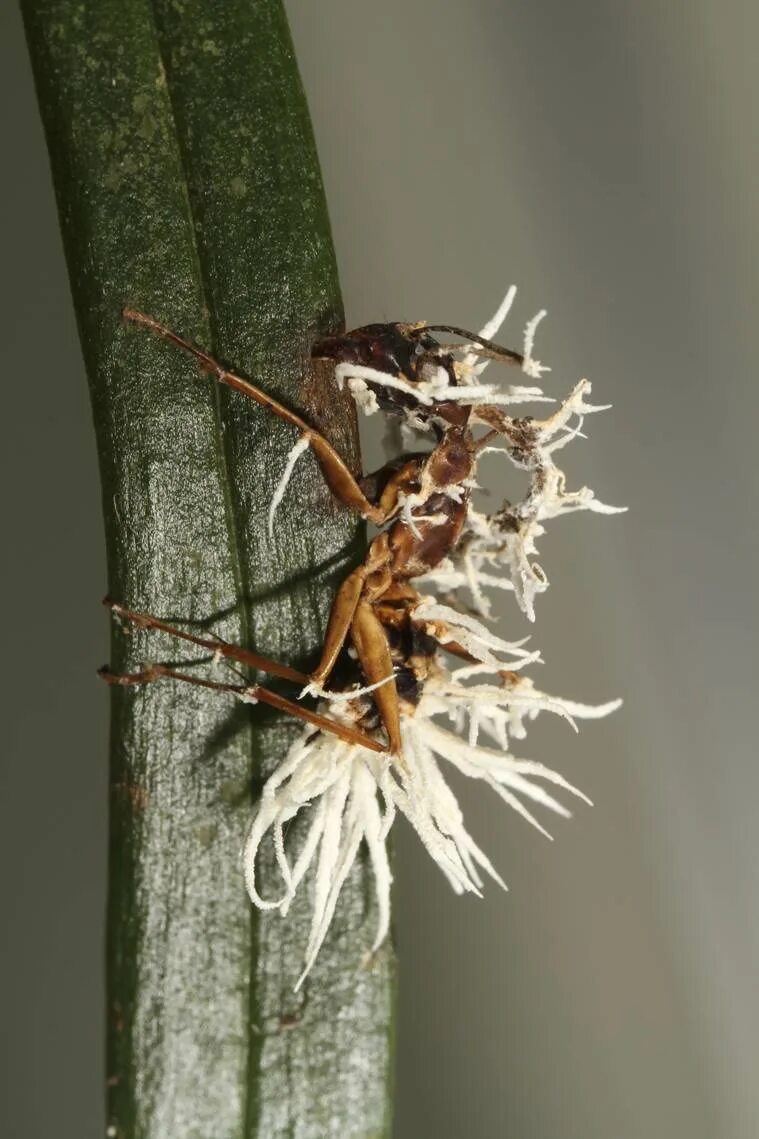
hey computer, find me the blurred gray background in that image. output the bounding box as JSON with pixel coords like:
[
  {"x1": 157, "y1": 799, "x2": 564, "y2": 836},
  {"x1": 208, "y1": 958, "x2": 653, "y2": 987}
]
[{"x1": 2, "y1": 1, "x2": 757, "y2": 1137}]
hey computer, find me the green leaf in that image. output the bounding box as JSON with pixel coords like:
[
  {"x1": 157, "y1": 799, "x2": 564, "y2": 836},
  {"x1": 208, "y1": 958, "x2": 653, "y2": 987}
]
[{"x1": 21, "y1": 1, "x2": 395, "y2": 1136}]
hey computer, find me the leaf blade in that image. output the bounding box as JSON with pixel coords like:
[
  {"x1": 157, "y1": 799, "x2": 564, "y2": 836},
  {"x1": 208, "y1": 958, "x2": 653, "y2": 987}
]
[{"x1": 21, "y1": 1, "x2": 395, "y2": 1135}]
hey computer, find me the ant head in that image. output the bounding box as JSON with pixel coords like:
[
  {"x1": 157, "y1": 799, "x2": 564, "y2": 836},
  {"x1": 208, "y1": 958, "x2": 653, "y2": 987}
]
[{"x1": 312, "y1": 322, "x2": 469, "y2": 426}]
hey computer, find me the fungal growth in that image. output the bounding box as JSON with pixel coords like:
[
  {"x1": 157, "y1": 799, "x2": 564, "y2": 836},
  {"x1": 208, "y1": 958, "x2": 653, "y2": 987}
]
[{"x1": 103, "y1": 288, "x2": 624, "y2": 987}]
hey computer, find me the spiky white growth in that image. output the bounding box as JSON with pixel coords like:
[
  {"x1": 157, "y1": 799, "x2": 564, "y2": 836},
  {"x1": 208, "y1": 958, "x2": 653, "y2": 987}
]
[
  {"x1": 396, "y1": 489, "x2": 448, "y2": 538},
  {"x1": 414, "y1": 554, "x2": 516, "y2": 619},
  {"x1": 243, "y1": 669, "x2": 619, "y2": 988},
  {"x1": 478, "y1": 285, "x2": 517, "y2": 342},
  {"x1": 422, "y1": 379, "x2": 626, "y2": 620},
  {"x1": 412, "y1": 598, "x2": 542, "y2": 670},
  {"x1": 456, "y1": 287, "x2": 552, "y2": 389},
  {"x1": 336, "y1": 359, "x2": 552, "y2": 412},
  {"x1": 268, "y1": 434, "x2": 310, "y2": 538},
  {"x1": 522, "y1": 308, "x2": 550, "y2": 379},
  {"x1": 427, "y1": 665, "x2": 622, "y2": 752},
  {"x1": 335, "y1": 287, "x2": 560, "y2": 424}
]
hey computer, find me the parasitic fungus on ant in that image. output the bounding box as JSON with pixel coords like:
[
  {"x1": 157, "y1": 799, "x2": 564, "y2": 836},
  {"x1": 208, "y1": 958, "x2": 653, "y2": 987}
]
[{"x1": 102, "y1": 288, "x2": 624, "y2": 986}]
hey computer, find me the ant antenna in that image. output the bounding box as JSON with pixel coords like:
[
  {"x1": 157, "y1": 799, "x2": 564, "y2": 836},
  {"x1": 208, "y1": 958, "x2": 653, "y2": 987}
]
[{"x1": 416, "y1": 324, "x2": 524, "y2": 367}]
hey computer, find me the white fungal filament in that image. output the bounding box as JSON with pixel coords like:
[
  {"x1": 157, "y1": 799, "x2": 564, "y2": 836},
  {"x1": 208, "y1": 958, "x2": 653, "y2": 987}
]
[
  {"x1": 268, "y1": 434, "x2": 311, "y2": 538},
  {"x1": 242, "y1": 671, "x2": 621, "y2": 988}
]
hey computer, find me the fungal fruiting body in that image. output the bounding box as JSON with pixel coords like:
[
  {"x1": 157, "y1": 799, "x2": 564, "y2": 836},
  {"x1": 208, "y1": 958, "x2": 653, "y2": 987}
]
[{"x1": 107, "y1": 289, "x2": 624, "y2": 987}]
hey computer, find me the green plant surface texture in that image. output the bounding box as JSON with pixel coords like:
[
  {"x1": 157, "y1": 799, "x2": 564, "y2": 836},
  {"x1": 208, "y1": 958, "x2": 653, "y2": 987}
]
[{"x1": 21, "y1": 1, "x2": 395, "y2": 1136}]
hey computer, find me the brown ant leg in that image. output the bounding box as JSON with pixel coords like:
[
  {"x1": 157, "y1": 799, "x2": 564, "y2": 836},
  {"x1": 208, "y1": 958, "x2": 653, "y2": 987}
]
[
  {"x1": 105, "y1": 599, "x2": 307, "y2": 684},
  {"x1": 435, "y1": 639, "x2": 480, "y2": 665},
  {"x1": 349, "y1": 601, "x2": 402, "y2": 755},
  {"x1": 411, "y1": 617, "x2": 481, "y2": 666},
  {"x1": 307, "y1": 546, "x2": 403, "y2": 753},
  {"x1": 123, "y1": 308, "x2": 387, "y2": 525},
  {"x1": 307, "y1": 564, "x2": 368, "y2": 691},
  {"x1": 474, "y1": 429, "x2": 502, "y2": 453},
  {"x1": 471, "y1": 404, "x2": 525, "y2": 441},
  {"x1": 305, "y1": 534, "x2": 393, "y2": 693},
  {"x1": 99, "y1": 664, "x2": 388, "y2": 754}
]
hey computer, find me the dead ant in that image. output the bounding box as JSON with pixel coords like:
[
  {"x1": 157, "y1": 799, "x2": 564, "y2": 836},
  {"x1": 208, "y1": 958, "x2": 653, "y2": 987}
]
[
  {"x1": 101, "y1": 307, "x2": 532, "y2": 758},
  {"x1": 101, "y1": 297, "x2": 622, "y2": 986}
]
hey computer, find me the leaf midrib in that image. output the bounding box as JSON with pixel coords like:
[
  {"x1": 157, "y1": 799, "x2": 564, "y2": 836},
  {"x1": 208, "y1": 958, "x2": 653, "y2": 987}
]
[{"x1": 148, "y1": 9, "x2": 259, "y2": 1136}]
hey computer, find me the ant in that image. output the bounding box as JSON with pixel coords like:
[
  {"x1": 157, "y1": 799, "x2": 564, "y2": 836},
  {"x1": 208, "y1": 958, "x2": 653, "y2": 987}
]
[{"x1": 101, "y1": 306, "x2": 539, "y2": 760}]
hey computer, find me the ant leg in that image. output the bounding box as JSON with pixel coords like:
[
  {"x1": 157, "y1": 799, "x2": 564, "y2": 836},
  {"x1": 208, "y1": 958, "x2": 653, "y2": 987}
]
[
  {"x1": 471, "y1": 404, "x2": 531, "y2": 445},
  {"x1": 105, "y1": 599, "x2": 307, "y2": 683},
  {"x1": 99, "y1": 664, "x2": 388, "y2": 754},
  {"x1": 306, "y1": 564, "x2": 368, "y2": 692},
  {"x1": 429, "y1": 637, "x2": 479, "y2": 665},
  {"x1": 349, "y1": 601, "x2": 402, "y2": 755},
  {"x1": 123, "y1": 309, "x2": 387, "y2": 525},
  {"x1": 436, "y1": 644, "x2": 521, "y2": 688},
  {"x1": 305, "y1": 533, "x2": 395, "y2": 694}
]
